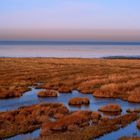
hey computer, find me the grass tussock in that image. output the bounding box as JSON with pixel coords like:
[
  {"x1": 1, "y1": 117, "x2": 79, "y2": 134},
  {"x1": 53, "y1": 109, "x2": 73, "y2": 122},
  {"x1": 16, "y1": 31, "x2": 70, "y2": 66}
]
[
  {"x1": 93, "y1": 79, "x2": 140, "y2": 102},
  {"x1": 0, "y1": 103, "x2": 69, "y2": 138},
  {"x1": 40, "y1": 113, "x2": 139, "y2": 140}
]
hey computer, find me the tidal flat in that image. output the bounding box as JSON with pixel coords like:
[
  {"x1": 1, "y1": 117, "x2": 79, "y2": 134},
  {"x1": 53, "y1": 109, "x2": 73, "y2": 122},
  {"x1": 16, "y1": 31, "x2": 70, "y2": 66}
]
[{"x1": 0, "y1": 58, "x2": 140, "y2": 140}]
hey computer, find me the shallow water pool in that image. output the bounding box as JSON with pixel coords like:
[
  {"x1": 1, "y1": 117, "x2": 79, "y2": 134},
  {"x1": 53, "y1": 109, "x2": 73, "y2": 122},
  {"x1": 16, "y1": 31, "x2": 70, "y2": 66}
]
[
  {"x1": 0, "y1": 87, "x2": 140, "y2": 140},
  {"x1": 0, "y1": 87, "x2": 140, "y2": 112}
]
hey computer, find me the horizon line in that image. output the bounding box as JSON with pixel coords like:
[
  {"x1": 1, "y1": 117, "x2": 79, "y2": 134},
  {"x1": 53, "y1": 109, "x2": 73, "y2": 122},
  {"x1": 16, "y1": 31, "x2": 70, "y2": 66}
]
[{"x1": 0, "y1": 40, "x2": 140, "y2": 45}]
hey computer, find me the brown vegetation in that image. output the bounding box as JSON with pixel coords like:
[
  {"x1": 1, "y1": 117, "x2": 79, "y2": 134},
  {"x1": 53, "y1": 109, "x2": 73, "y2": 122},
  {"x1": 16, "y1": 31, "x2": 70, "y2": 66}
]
[
  {"x1": 91, "y1": 112, "x2": 102, "y2": 123},
  {"x1": 0, "y1": 103, "x2": 69, "y2": 138},
  {"x1": 37, "y1": 89, "x2": 59, "y2": 97},
  {"x1": 93, "y1": 79, "x2": 140, "y2": 102},
  {"x1": 40, "y1": 113, "x2": 139, "y2": 140},
  {"x1": 40, "y1": 110, "x2": 92, "y2": 137},
  {"x1": 126, "y1": 108, "x2": 140, "y2": 113},
  {"x1": 98, "y1": 104, "x2": 122, "y2": 113},
  {"x1": 68, "y1": 97, "x2": 90, "y2": 106},
  {"x1": 0, "y1": 86, "x2": 30, "y2": 99},
  {"x1": 128, "y1": 87, "x2": 140, "y2": 103},
  {"x1": 0, "y1": 58, "x2": 140, "y2": 103}
]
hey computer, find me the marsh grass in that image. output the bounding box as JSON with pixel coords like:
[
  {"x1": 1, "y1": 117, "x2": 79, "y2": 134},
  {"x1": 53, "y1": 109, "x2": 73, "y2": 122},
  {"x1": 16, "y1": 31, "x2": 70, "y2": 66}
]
[{"x1": 0, "y1": 58, "x2": 139, "y2": 102}]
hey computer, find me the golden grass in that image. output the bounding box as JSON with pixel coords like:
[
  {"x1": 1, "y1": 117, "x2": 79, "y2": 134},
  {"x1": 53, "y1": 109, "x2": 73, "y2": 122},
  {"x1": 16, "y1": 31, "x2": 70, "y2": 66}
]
[
  {"x1": 93, "y1": 78, "x2": 140, "y2": 101},
  {"x1": 0, "y1": 58, "x2": 140, "y2": 102},
  {"x1": 40, "y1": 113, "x2": 139, "y2": 140},
  {"x1": 0, "y1": 103, "x2": 69, "y2": 138}
]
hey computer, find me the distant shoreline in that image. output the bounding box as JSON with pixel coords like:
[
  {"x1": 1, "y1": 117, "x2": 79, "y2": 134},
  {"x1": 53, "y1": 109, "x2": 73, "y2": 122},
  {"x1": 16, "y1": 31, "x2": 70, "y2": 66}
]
[
  {"x1": 0, "y1": 56, "x2": 140, "y2": 59},
  {"x1": 0, "y1": 41, "x2": 140, "y2": 45},
  {"x1": 102, "y1": 55, "x2": 140, "y2": 59}
]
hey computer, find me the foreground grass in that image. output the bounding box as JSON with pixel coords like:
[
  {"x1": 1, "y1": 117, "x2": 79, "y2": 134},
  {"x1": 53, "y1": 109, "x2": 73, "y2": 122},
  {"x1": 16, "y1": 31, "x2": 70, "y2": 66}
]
[
  {"x1": 40, "y1": 113, "x2": 139, "y2": 140},
  {"x1": 0, "y1": 102, "x2": 139, "y2": 139},
  {"x1": 0, "y1": 103, "x2": 69, "y2": 138}
]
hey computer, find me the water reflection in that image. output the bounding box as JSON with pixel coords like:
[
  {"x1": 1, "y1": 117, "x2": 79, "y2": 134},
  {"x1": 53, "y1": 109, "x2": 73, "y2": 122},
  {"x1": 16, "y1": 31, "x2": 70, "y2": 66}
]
[
  {"x1": 0, "y1": 88, "x2": 140, "y2": 113},
  {"x1": 0, "y1": 45, "x2": 140, "y2": 58}
]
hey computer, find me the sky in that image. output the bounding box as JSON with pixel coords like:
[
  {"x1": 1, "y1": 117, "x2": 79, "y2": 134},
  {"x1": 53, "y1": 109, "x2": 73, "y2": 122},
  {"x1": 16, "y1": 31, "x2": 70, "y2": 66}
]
[{"x1": 0, "y1": 0, "x2": 140, "y2": 41}]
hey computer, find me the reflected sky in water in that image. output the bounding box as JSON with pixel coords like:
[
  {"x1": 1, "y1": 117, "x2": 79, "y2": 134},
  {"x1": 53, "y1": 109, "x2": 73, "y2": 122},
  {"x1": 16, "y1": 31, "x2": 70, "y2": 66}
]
[
  {"x1": 1, "y1": 88, "x2": 140, "y2": 112},
  {"x1": 0, "y1": 45, "x2": 140, "y2": 58}
]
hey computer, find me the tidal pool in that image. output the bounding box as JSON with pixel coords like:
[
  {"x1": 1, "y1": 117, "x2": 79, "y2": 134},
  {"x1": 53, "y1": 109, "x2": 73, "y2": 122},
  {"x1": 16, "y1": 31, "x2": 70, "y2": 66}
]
[
  {"x1": 0, "y1": 87, "x2": 140, "y2": 140},
  {"x1": 0, "y1": 87, "x2": 140, "y2": 112}
]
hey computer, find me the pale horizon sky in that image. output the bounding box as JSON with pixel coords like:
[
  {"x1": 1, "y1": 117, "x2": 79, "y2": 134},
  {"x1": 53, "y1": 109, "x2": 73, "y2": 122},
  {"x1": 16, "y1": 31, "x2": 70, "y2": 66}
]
[{"x1": 0, "y1": 0, "x2": 140, "y2": 41}]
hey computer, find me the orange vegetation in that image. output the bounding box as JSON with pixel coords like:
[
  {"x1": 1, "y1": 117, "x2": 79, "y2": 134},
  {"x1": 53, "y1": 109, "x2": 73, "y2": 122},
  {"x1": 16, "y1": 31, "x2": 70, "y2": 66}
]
[
  {"x1": 126, "y1": 108, "x2": 140, "y2": 113},
  {"x1": 128, "y1": 87, "x2": 140, "y2": 103},
  {"x1": 0, "y1": 58, "x2": 140, "y2": 139},
  {"x1": 0, "y1": 58, "x2": 140, "y2": 103},
  {"x1": 0, "y1": 103, "x2": 69, "y2": 138},
  {"x1": 40, "y1": 113, "x2": 139, "y2": 140},
  {"x1": 37, "y1": 89, "x2": 59, "y2": 97},
  {"x1": 98, "y1": 104, "x2": 122, "y2": 113},
  {"x1": 40, "y1": 110, "x2": 92, "y2": 137},
  {"x1": 93, "y1": 79, "x2": 140, "y2": 102},
  {"x1": 68, "y1": 97, "x2": 90, "y2": 106}
]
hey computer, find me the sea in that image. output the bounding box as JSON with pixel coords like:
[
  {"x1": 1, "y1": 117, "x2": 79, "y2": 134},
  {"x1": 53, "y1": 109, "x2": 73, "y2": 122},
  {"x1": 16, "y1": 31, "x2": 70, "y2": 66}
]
[{"x1": 0, "y1": 41, "x2": 140, "y2": 58}]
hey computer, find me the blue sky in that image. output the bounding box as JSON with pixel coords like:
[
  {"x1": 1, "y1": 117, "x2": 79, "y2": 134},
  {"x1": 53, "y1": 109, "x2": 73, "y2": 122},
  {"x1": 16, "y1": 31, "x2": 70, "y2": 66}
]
[{"x1": 0, "y1": 0, "x2": 140, "y2": 40}]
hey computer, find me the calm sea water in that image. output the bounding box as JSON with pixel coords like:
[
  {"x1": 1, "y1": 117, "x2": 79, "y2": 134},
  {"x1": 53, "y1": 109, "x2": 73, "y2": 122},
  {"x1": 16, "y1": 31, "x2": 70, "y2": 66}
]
[{"x1": 0, "y1": 44, "x2": 140, "y2": 58}]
